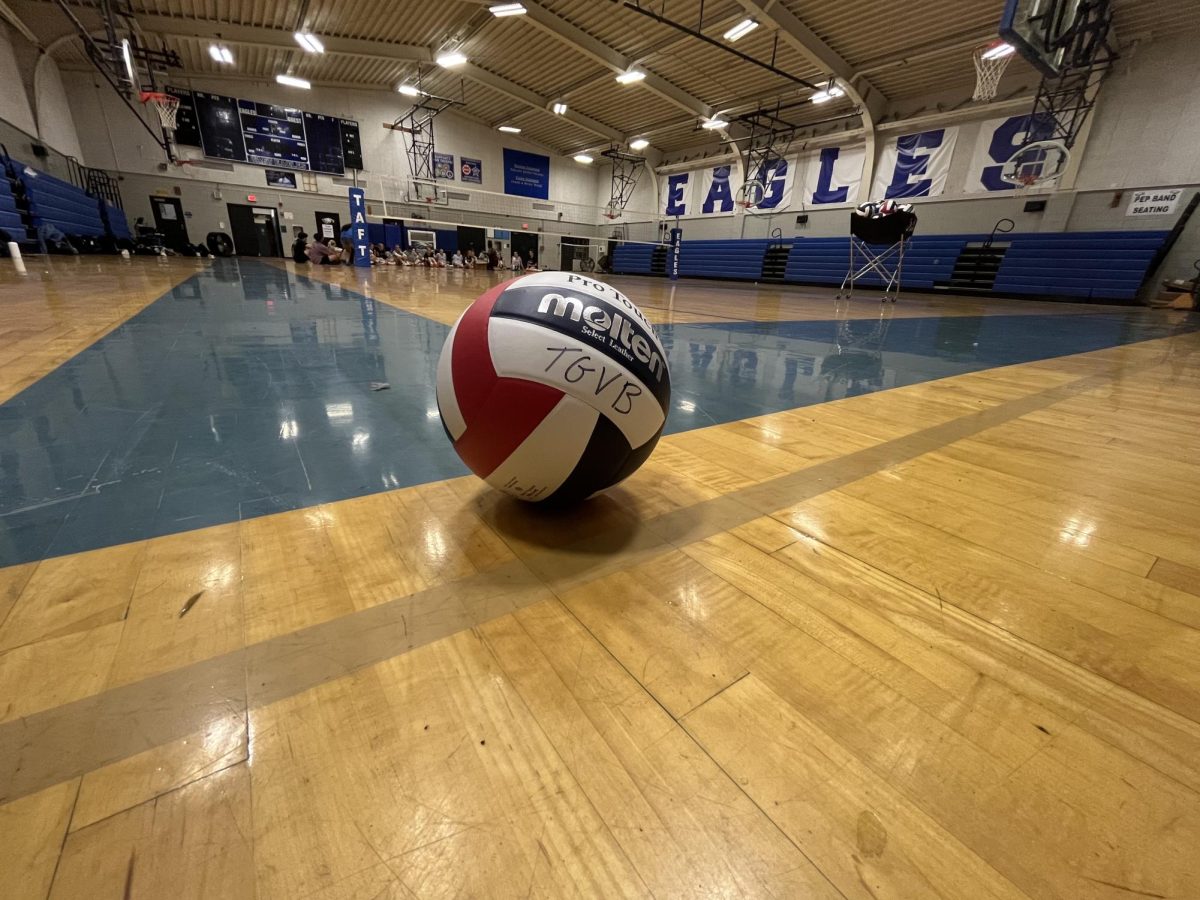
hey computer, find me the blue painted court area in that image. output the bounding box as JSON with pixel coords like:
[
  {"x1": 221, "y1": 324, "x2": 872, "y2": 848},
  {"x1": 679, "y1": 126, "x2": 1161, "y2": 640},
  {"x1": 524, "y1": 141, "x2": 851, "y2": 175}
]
[{"x1": 0, "y1": 260, "x2": 1193, "y2": 567}]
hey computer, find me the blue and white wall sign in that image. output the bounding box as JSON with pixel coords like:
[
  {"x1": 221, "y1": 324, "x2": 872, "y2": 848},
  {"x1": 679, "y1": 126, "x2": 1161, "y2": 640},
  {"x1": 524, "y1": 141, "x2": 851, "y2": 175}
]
[
  {"x1": 802, "y1": 146, "x2": 865, "y2": 206},
  {"x1": 663, "y1": 172, "x2": 690, "y2": 217},
  {"x1": 348, "y1": 187, "x2": 369, "y2": 268},
  {"x1": 502, "y1": 148, "x2": 550, "y2": 199},
  {"x1": 433, "y1": 152, "x2": 455, "y2": 180},
  {"x1": 965, "y1": 115, "x2": 1059, "y2": 192},
  {"x1": 701, "y1": 165, "x2": 738, "y2": 215},
  {"x1": 754, "y1": 158, "x2": 790, "y2": 210},
  {"x1": 872, "y1": 127, "x2": 959, "y2": 199}
]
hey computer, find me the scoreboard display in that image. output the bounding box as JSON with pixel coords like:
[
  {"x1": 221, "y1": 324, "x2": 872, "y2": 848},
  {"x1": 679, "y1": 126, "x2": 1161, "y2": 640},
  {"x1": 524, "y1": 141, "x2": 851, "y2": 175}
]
[
  {"x1": 166, "y1": 86, "x2": 362, "y2": 174},
  {"x1": 239, "y1": 100, "x2": 308, "y2": 169}
]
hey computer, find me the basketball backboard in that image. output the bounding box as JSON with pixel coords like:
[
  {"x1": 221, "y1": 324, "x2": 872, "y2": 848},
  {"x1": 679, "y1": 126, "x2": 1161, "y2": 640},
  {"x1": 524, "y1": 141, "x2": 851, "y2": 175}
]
[{"x1": 999, "y1": 0, "x2": 1083, "y2": 77}]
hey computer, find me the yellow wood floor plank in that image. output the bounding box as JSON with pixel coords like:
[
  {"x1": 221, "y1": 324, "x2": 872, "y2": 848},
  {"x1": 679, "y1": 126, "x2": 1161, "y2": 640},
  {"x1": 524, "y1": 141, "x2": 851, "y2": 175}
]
[
  {"x1": 0, "y1": 779, "x2": 79, "y2": 900},
  {"x1": 685, "y1": 675, "x2": 1029, "y2": 900}
]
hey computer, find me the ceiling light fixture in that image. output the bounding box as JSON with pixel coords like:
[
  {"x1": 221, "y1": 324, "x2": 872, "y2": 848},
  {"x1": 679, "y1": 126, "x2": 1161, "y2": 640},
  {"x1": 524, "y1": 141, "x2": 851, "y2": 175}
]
[
  {"x1": 723, "y1": 18, "x2": 759, "y2": 42},
  {"x1": 810, "y1": 84, "x2": 845, "y2": 104},
  {"x1": 552, "y1": 101, "x2": 568, "y2": 115},
  {"x1": 616, "y1": 69, "x2": 646, "y2": 84},
  {"x1": 276, "y1": 74, "x2": 312, "y2": 89},
  {"x1": 294, "y1": 32, "x2": 324, "y2": 54},
  {"x1": 573, "y1": 154, "x2": 593, "y2": 164},
  {"x1": 398, "y1": 84, "x2": 421, "y2": 96},
  {"x1": 701, "y1": 116, "x2": 729, "y2": 129},
  {"x1": 498, "y1": 125, "x2": 522, "y2": 133},
  {"x1": 629, "y1": 137, "x2": 650, "y2": 150},
  {"x1": 981, "y1": 42, "x2": 1016, "y2": 60},
  {"x1": 208, "y1": 44, "x2": 234, "y2": 65},
  {"x1": 436, "y1": 50, "x2": 467, "y2": 68},
  {"x1": 489, "y1": 3, "x2": 527, "y2": 15}
]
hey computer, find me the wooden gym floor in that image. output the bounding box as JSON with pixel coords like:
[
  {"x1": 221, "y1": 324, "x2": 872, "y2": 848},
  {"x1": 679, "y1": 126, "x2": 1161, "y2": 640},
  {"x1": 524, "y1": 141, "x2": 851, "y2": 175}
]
[{"x1": 1, "y1": 256, "x2": 1198, "y2": 899}]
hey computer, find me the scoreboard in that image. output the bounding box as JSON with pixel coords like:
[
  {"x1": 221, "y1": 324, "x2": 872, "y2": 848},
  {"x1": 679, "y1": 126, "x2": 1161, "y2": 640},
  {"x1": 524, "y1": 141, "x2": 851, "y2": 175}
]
[{"x1": 167, "y1": 86, "x2": 363, "y2": 174}]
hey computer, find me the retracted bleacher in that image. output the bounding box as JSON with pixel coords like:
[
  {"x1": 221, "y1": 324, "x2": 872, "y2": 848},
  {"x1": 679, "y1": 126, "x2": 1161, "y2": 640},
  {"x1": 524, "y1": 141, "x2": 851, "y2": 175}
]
[
  {"x1": 0, "y1": 175, "x2": 23, "y2": 240},
  {"x1": 14, "y1": 164, "x2": 107, "y2": 240},
  {"x1": 993, "y1": 231, "x2": 1170, "y2": 301},
  {"x1": 609, "y1": 229, "x2": 1169, "y2": 301}
]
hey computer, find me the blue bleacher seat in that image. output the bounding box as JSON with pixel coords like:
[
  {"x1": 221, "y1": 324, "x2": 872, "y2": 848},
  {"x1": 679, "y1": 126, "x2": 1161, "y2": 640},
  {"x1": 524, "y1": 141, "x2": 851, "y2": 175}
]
[
  {"x1": 607, "y1": 228, "x2": 1168, "y2": 302},
  {"x1": 14, "y1": 163, "x2": 106, "y2": 239},
  {"x1": 0, "y1": 176, "x2": 24, "y2": 238}
]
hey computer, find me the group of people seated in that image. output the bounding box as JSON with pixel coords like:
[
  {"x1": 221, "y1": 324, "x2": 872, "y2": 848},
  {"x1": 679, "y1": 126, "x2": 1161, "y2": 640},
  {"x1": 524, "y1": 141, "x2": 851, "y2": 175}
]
[{"x1": 292, "y1": 232, "x2": 541, "y2": 273}]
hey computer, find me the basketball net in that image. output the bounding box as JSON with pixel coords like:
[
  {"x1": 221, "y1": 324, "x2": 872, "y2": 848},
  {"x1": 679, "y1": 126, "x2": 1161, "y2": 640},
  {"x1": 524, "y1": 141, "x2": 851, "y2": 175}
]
[
  {"x1": 140, "y1": 91, "x2": 180, "y2": 131},
  {"x1": 973, "y1": 43, "x2": 1014, "y2": 102},
  {"x1": 602, "y1": 202, "x2": 621, "y2": 220}
]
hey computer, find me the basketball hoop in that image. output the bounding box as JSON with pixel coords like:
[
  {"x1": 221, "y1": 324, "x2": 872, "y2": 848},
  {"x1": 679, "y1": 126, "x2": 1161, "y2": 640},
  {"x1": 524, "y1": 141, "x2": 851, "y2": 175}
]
[
  {"x1": 602, "y1": 202, "x2": 621, "y2": 220},
  {"x1": 973, "y1": 41, "x2": 1015, "y2": 101},
  {"x1": 736, "y1": 179, "x2": 766, "y2": 212},
  {"x1": 140, "y1": 91, "x2": 180, "y2": 131},
  {"x1": 1000, "y1": 138, "x2": 1071, "y2": 188}
]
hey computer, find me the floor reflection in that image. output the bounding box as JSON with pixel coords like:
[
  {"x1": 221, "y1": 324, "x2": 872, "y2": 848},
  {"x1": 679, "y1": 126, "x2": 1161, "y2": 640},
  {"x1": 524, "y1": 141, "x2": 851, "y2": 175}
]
[{"x1": 0, "y1": 260, "x2": 1194, "y2": 566}]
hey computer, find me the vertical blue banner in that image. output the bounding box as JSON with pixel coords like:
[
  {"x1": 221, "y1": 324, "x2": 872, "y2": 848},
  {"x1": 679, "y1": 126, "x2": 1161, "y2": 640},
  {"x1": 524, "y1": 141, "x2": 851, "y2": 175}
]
[
  {"x1": 348, "y1": 187, "x2": 369, "y2": 268},
  {"x1": 669, "y1": 227, "x2": 682, "y2": 281}
]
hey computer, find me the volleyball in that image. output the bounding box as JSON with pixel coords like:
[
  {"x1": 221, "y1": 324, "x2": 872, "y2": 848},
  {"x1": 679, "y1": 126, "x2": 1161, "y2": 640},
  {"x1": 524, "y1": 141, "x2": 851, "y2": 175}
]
[{"x1": 436, "y1": 272, "x2": 671, "y2": 504}]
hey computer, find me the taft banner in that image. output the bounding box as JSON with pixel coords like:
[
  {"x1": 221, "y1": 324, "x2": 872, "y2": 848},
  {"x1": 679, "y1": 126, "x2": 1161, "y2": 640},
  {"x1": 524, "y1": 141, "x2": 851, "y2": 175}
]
[
  {"x1": 348, "y1": 187, "x2": 369, "y2": 268},
  {"x1": 800, "y1": 146, "x2": 865, "y2": 206},
  {"x1": 871, "y1": 127, "x2": 959, "y2": 199},
  {"x1": 965, "y1": 115, "x2": 1059, "y2": 193},
  {"x1": 503, "y1": 148, "x2": 550, "y2": 199},
  {"x1": 433, "y1": 152, "x2": 455, "y2": 180}
]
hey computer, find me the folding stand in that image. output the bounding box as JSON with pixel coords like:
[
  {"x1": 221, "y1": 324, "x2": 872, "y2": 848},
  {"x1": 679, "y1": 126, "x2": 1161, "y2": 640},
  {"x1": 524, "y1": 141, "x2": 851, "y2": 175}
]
[{"x1": 836, "y1": 210, "x2": 918, "y2": 303}]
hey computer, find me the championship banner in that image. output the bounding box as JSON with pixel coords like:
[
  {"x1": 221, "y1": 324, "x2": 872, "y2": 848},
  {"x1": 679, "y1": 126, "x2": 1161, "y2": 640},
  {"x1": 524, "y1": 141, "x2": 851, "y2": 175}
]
[
  {"x1": 433, "y1": 152, "x2": 455, "y2": 180},
  {"x1": 871, "y1": 126, "x2": 959, "y2": 199},
  {"x1": 461, "y1": 157, "x2": 482, "y2": 184},
  {"x1": 965, "y1": 115, "x2": 1058, "y2": 193},
  {"x1": 799, "y1": 145, "x2": 865, "y2": 206}
]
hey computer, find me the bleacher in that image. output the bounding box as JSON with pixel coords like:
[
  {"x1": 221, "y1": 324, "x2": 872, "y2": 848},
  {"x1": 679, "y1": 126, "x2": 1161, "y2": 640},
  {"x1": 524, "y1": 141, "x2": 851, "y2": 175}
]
[
  {"x1": 611, "y1": 229, "x2": 1169, "y2": 302},
  {"x1": 993, "y1": 231, "x2": 1169, "y2": 301},
  {"x1": 0, "y1": 150, "x2": 129, "y2": 250},
  {"x1": 0, "y1": 175, "x2": 23, "y2": 240}
]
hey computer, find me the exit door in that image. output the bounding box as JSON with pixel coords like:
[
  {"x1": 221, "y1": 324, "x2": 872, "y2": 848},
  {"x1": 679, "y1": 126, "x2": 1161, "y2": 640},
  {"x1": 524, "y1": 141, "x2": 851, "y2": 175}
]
[
  {"x1": 227, "y1": 204, "x2": 283, "y2": 257},
  {"x1": 150, "y1": 196, "x2": 190, "y2": 251},
  {"x1": 314, "y1": 211, "x2": 341, "y2": 242}
]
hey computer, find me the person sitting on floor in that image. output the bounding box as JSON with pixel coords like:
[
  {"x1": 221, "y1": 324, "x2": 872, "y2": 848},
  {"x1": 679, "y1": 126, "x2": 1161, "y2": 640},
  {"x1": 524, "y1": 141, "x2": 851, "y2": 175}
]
[
  {"x1": 306, "y1": 235, "x2": 342, "y2": 265},
  {"x1": 291, "y1": 232, "x2": 309, "y2": 264}
]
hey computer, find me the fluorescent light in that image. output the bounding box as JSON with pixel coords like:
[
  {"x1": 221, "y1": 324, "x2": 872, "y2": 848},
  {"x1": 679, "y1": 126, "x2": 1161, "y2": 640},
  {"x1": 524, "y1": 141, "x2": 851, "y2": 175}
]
[
  {"x1": 629, "y1": 137, "x2": 649, "y2": 150},
  {"x1": 982, "y1": 42, "x2": 1016, "y2": 60},
  {"x1": 573, "y1": 154, "x2": 593, "y2": 164},
  {"x1": 701, "y1": 116, "x2": 728, "y2": 129},
  {"x1": 552, "y1": 101, "x2": 568, "y2": 115},
  {"x1": 616, "y1": 69, "x2": 646, "y2": 84},
  {"x1": 723, "y1": 18, "x2": 759, "y2": 41},
  {"x1": 120, "y1": 39, "x2": 134, "y2": 84},
  {"x1": 810, "y1": 84, "x2": 845, "y2": 104},
  {"x1": 398, "y1": 84, "x2": 421, "y2": 96},
  {"x1": 294, "y1": 32, "x2": 324, "y2": 54},
  {"x1": 498, "y1": 125, "x2": 521, "y2": 133},
  {"x1": 436, "y1": 50, "x2": 467, "y2": 67},
  {"x1": 489, "y1": 2, "x2": 527, "y2": 15},
  {"x1": 208, "y1": 44, "x2": 233, "y2": 64},
  {"x1": 276, "y1": 74, "x2": 311, "y2": 89}
]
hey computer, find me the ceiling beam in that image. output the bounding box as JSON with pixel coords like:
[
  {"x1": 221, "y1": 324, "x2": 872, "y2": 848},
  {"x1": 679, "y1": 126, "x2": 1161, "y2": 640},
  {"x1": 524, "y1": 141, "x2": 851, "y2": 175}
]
[
  {"x1": 458, "y1": 62, "x2": 623, "y2": 143},
  {"x1": 0, "y1": 0, "x2": 39, "y2": 46},
  {"x1": 516, "y1": 1, "x2": 713, "y2": 119}
]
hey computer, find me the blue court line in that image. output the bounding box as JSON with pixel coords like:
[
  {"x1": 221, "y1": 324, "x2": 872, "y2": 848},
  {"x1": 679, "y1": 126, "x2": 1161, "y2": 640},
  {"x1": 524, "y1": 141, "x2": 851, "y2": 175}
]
[{"x1": 0, "y1": 260, "x2": 1194, "y2": 568}]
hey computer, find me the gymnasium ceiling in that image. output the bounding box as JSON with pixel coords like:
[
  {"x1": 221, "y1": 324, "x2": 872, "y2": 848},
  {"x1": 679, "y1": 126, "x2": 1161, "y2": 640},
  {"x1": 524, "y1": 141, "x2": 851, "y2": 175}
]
[{"x1": 9, "y1": 0, "x2": 1198, "y2": 157}]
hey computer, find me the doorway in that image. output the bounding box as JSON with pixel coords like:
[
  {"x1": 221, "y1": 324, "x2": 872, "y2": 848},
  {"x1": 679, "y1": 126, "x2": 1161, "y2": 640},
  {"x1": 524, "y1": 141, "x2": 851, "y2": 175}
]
[
  {"x1": 560, "y1": 236, "x2": 590, "y2": 271},
  {"x1": 150, "y1": 196, "x2": 190, "y2": 251},
  {"x1": 511, "y1": 231, "x2": 538, "y2": 268},
  {"x1": 227, "y1": 204, "x2": 283, "y2": 257},
  {"x1": 314, "y1": 211, "x2": 342, "y2": 243}
]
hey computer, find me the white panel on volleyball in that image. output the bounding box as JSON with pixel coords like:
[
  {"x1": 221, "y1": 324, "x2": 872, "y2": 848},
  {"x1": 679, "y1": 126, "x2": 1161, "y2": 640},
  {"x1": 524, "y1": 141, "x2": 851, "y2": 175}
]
[
  {"x1": 484, "y1": 397, "x2": 599, "y2": 501},
  {"x1": 509, "y1": 272, "x2": 668, "y2": 359},
  {"x1": 436, "y1": 313, "x2": 468, "y2": 440},
  {"x1": 487, "y1": 317, "x2": 665, "y2": 449}
]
